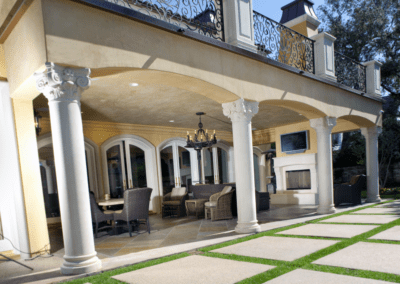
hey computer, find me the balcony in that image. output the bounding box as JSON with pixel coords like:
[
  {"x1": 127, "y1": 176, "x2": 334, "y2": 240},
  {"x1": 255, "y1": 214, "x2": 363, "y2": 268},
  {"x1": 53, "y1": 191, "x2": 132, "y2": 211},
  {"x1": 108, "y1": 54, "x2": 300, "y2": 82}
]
[{"x1": 80, "y1": 0, "x2": 376, "y2": 97}]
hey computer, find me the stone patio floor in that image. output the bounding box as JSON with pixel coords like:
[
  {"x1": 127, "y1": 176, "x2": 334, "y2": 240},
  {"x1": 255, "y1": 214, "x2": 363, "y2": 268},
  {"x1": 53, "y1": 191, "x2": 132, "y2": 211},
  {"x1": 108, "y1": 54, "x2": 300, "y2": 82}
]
[{"x1": 1, "y1": 201, "x2": 399, "y2": 283}]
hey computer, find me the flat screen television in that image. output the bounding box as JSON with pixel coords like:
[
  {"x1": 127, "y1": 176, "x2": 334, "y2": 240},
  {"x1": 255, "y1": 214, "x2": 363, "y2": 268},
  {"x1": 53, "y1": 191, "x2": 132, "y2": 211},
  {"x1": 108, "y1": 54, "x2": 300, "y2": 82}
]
[{"x1": 280, "y1": 130, "x2": 308, "y2": 154}]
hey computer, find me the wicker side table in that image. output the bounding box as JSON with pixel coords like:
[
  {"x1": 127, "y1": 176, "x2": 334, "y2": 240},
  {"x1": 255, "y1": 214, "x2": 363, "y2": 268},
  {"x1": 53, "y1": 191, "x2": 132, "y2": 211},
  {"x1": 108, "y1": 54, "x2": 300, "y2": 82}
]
[{"x1": 185, "y1": 199, "x2": 208, "y2": 218}]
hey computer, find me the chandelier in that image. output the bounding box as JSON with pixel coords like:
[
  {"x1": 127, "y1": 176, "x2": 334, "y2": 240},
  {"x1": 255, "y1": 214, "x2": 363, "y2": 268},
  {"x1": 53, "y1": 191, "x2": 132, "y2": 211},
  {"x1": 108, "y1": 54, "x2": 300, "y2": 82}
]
[{"x1": 185, "y1": 112, "x2": 217, "y2": 184}]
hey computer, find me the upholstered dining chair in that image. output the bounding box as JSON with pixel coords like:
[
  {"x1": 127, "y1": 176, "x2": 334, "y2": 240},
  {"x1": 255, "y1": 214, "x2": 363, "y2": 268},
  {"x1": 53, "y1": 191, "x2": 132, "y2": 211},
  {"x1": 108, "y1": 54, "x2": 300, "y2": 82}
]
[
  {"x1": 113, "y1": 187, "x2": 153, "y2": 237},
  {"x1": 89, "y1": 191, "x2": 114, "y2": 238}
]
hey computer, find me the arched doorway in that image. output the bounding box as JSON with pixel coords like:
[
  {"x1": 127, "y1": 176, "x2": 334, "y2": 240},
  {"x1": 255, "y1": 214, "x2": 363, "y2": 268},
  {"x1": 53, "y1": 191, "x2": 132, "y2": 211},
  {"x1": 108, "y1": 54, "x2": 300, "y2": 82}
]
[
  {"x1": 37, "y1": 134, "x2": 101, "y2": 221},
  {"x1": 157, "y1": 138, "x2": 198, "y2": 196},
  {"x1": 101, "y1": 135, "x2": 159, "y2": 211}
]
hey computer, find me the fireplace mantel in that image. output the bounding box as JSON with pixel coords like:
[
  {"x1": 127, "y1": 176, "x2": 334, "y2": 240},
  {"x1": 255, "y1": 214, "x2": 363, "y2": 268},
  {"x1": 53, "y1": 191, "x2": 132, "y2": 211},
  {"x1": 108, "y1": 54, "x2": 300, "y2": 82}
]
[{"x1": 272, "y1": 153, "x2": 318, "y2": 205}]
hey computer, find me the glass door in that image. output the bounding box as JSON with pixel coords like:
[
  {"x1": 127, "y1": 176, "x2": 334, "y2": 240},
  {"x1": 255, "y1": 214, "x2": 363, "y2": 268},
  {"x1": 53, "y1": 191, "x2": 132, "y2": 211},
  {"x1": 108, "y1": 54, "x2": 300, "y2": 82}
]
[
  {"x1": 106, "y1": 142, "x2": 126, "y2": 198},
  {"x1": 178, "y1": 146, "x2": 192, "y2": 188},
  {"x1": 160, "y1": 141, "x2": 195, "y2": 195},
  {"x1": 125, "y1": 143, "x2": 147, "y2": 189},
  {"x1": 160, "y1": 146, "x2": 175, "y2": 195}
]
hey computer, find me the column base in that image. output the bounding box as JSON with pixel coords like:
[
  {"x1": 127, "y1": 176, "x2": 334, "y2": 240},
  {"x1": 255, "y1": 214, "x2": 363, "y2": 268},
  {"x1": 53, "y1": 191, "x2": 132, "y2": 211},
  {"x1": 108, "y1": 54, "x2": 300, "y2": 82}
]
[
  {"x1": 61, "y1": 253, "x2": 101, "y2": 275},
  {"x1": 235, "y1": 221, "x2": 261, "y2": 234},
  {"x1": 317, "y1": 205, "x2": 336, "y2": 215},
  {"x1": 366, "y1": 196, "x2": 382, "y2": 203}
]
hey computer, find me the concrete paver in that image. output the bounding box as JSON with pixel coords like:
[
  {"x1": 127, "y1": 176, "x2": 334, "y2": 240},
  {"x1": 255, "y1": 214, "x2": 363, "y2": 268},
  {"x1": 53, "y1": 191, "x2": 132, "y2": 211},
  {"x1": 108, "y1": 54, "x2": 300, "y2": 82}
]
[
  {"x1": 211, "y1": 236, "x2": 337, "y2": 261},
  {"x1": 353, "y1": 208, "x2": 400, "y2": 214},
  {"x1": 313, "y1": 242, "x2": 400, "y2": 275},
  {"x1": 320, "y1": 214, "x2": 399, "y2": 224},
  {"x1": 277, "y1": 224, "x2": 377, "y2": 238},
  {"x1": 112, "y1": 255, "x2": 274, "y2": 284},
  {"x1": 376, "y1": 202, "x2": 400, "y2": 208},
  {"x1": 369, "y1": 226, "x2": 400, "y2": 241},
  {"x1": 264, "y1": 269, "x2": 392, "y2": 283}
]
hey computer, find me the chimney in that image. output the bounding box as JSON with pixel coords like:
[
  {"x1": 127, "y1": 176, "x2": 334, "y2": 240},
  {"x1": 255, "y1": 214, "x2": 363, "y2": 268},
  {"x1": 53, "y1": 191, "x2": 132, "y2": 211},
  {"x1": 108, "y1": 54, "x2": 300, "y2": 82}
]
[{"x1": 280, "y1": 0, "x2": 321, "y2": 37}]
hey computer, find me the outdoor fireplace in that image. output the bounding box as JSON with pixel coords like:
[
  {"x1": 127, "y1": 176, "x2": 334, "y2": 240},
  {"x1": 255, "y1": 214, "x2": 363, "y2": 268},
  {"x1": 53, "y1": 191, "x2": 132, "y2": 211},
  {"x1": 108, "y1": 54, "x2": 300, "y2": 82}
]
[
  {"x1": 286, "y1": 170, "x2": 311, "y2": 190},
  {"x1": 272, "y1": 153, "x2": 318, "y2": 205}
]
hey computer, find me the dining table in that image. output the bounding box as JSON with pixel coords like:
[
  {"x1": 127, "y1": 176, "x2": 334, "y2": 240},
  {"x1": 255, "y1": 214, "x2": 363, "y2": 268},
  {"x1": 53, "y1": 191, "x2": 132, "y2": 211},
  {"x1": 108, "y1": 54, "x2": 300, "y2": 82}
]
[{"x1": 97, "y1": 198, "x2": 124, "y2": 210}]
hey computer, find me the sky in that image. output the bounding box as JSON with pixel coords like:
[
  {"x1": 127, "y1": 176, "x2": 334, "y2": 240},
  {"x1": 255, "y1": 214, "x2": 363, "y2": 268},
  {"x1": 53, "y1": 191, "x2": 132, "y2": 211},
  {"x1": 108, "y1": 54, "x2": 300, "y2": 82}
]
[{"x1": 252, "y1": 0, "x2": 326, "y2": 23}]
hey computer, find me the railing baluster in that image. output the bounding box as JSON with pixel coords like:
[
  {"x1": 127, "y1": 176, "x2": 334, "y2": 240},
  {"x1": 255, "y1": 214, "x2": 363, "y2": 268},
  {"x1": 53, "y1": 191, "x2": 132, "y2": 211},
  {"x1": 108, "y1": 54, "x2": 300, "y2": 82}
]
[
  {"x1": 334, "y1": 51, "x2": 367, "y2": 92},
  {"x1": 253, "y1": 11, "x2": 315, "y2": 74},
  {"x1": 101, "y1": 0, "x2": 224, "y2": 41}
]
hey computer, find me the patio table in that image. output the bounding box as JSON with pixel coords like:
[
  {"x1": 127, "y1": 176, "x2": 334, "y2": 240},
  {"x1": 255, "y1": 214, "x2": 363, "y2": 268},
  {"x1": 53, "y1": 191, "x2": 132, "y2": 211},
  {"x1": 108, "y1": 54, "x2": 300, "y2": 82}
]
[{"x1": 98, "y1": 198, "x2": 124, "y2": 210}]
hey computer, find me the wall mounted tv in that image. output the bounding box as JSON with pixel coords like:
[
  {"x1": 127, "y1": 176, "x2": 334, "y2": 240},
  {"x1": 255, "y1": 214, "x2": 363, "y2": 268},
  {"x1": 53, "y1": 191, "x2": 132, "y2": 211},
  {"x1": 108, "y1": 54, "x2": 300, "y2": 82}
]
[{"x1": 280, "y1": 130, "x2": 309, "y2": 154}]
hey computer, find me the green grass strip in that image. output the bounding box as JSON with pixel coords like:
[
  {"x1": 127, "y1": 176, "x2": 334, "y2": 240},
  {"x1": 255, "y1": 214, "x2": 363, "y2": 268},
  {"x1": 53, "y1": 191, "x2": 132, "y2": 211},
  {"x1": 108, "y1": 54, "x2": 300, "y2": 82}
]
[
  {"x1": 205, "y1": 202, "x2": 400, "y2": 283},
  {"x1": 64, "y1": 252, "x2": 190, "y2": 284}
]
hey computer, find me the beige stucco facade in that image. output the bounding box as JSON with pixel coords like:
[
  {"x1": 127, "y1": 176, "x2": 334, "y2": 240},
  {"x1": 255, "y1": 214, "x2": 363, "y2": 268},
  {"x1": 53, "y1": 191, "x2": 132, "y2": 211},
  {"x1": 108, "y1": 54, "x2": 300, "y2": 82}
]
[{"x1": 0, "y1": 0, "x2": 383, "y2": 262}]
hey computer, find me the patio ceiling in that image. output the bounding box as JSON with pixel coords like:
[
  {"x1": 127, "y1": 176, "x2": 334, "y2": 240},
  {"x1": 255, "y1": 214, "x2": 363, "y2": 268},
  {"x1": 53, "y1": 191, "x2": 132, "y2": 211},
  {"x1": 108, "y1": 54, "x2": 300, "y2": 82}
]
[{"x1": 33, "y1": 73, "x2": 308, "y2": 133}]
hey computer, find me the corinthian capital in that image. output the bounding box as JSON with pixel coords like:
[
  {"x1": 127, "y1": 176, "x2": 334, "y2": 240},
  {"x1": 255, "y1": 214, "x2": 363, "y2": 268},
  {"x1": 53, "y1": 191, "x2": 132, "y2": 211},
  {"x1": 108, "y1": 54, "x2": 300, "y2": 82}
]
[
  {"x1": 222, "y1": 98, "x2": 259, "y2": 122},
  {"x1": 35, "y1": 62, "x2": 91, "y2": 102}
]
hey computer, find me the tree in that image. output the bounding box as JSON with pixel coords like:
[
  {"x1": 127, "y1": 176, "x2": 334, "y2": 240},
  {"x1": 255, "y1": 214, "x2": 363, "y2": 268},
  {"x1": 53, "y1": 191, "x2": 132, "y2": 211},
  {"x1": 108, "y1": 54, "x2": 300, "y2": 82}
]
[
  {"x1": 318, "y1": 0, "x2": 400, "y2": 97},
  {"x1": 318, "y1": 0, "x2": 400, "y2": 187}
]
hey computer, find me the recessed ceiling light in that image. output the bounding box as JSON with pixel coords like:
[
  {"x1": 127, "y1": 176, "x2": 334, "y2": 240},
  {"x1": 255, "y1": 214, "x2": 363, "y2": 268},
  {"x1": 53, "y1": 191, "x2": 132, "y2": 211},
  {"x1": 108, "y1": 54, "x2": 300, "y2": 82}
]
[
  {"x1": 169, "y1": 120, "x2": 174, "y2": 123},
  {"x1": 129, "y1": 83, "x2": 139, "y2": 87}
]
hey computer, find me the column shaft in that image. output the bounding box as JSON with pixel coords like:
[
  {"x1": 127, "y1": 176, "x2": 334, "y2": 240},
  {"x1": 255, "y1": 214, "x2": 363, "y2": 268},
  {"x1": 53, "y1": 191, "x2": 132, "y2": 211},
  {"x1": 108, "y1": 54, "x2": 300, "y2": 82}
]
[
  {"x1": 310, "y1": 117, "x2": 336, "y2": 214},
  {"x1": 223, "y1": 98, "x2": 260, "y2": 234},
  {"x1": 35, "y1": 63, "x2": 101, "y2": 275},
  {"x1": 361, "y1": 127, "x2": 381, "y2": 203}
]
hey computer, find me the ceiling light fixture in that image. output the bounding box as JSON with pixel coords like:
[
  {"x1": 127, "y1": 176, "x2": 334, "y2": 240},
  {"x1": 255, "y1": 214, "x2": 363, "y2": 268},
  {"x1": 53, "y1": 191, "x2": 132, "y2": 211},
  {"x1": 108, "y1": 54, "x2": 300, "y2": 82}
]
[
  {"x1": 129, "y1": 83, "x2": 139, "y2": 87},
  {"x1": 169, "y1": 120, "x2": 174, "y2": 123},
  {"x1": 185, "y1": 112, "x2": 217, "y2": 184}
]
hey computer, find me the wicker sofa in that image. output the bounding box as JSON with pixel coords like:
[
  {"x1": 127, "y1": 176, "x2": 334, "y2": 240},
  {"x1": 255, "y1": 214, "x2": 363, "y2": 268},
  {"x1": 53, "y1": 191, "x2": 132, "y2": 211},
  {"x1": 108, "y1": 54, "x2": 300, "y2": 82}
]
[
  {"x1": 190, "y1": 183, "x2": 270, "y2": 216},
  {"x1": 334, "y1": 175, "x2": 366, "y2": 206}
]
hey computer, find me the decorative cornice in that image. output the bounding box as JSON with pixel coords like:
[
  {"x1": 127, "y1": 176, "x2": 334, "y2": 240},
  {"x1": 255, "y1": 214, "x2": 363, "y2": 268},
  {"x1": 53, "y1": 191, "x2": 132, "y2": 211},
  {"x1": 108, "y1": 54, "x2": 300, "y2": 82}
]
[
  {"x1": 222, "y1": 98, "x2": 259, "y2": 122},
  {"x1": 34, "y1": 62, "x2": 91, "y2": 102}
]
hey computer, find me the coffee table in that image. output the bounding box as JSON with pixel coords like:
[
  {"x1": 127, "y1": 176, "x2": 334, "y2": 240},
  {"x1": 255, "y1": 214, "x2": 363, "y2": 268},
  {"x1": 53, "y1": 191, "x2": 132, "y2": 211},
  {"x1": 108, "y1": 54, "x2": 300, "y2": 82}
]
[{"x1": 185, "y1": 199, "x2": 208, "y2": 218}]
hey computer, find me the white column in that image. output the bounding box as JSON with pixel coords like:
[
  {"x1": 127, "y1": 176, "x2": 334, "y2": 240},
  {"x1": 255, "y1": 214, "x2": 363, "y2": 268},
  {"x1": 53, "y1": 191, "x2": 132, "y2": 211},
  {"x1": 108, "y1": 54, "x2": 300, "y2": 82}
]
[
  {"x1": 223, "y1": 0, "x2": 257, "y2": 52},
  {"x1": 361, "y1": 126, "x2": 382, "y2": 203},
  {"x1": 212, "y1": 147, "x2": 219, "y2": 184},
  {"x1": 42, "y1": 161, "x2": 55, "y2": 194},
  {"x1": 363, "y1": 60, "x2": 383, "y2": 97},
  {"x1": 223, "y1": 98, "x2": 260, "y2": 234},
  {"x1": 35, "y1": 63, "x2": 101, "y2": 275},
  {"x1": 311, "y1": 32, "x2": 337, "y2": 81},
  {"x1": 259, "y1": 154, "x2": 267, "y2": 192},
  {"x1": 310, "y1": 117, "x2": 337, "y2": 214},
  {"x1": 0, "y1": 82, "x2": 30, "y2": 258},
  {"x1": 228, "y1": 147, "x2": 235, "y2": 182}
]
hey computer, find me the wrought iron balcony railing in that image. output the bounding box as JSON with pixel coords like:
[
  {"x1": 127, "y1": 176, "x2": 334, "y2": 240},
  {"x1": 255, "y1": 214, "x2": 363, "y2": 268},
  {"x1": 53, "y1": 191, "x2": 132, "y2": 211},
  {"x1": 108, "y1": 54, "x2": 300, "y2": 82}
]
[
  {"x1": 253, "y1": 11, "x2": 315, "y2": 74},
  {"x1": 334, "y1": 52, "x2": 366, "y2": 92},
  {"x1": 102, "y1": 0, "x2": 224, "y2": 41}
]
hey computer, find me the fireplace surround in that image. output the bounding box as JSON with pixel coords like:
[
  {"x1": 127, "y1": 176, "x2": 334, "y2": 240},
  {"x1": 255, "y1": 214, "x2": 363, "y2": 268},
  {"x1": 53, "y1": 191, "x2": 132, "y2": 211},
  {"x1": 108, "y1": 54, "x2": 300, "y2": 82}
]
[{"x1": 272, "y1": 153, "x2": 318, "y2": 205}]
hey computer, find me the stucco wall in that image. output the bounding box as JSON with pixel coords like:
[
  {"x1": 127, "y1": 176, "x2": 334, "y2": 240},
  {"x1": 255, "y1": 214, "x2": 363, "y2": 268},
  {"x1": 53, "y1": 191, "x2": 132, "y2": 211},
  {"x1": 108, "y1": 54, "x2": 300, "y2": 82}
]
[
  {"x1": 0, "y1": 45, "x2": 7, "y2": 78},
  {"x1": 275, "y1": 121, "x2": 317, "y2": 158},
  {"x1": 0, "y1": 0, "x2": 18, "y2": 27},
  {"x1": 3, "y1": 0, "x2": 46, "y2": 98}
]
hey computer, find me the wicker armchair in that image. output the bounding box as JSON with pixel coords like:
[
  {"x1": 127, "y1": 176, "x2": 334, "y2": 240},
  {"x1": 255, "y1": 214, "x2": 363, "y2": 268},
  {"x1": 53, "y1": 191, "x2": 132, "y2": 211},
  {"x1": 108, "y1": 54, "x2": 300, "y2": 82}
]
[
  {"x1": 89, "y1": 191, "x2": 114, "y2": 238},
  {"x1": 334, "y1": 175, "x2": 366, "y2": 206},
  {"x1": 114, "y1": 188, "x2": 153, "y2": 237},
  {"x1": 162, "y1": 187, "x2": 188, "y2": 218},
  {"x1": 205, "y1": 186, "x2": 235, "y2": 221}
]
